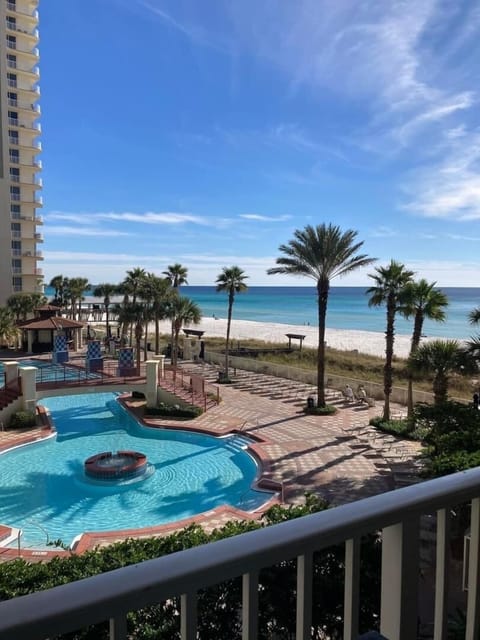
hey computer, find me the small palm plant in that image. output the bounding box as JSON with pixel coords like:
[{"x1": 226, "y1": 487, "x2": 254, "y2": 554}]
[{"x1": 168, "y1": 296, "x2": 202, "y2": 367}]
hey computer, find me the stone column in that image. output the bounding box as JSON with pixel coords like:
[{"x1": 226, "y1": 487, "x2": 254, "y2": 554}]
[
  {"x1": 146, "y1": 359, "x2": 159, "y2": 408},
  {"x1": 152, "y1": 354, "x2": 165, "y2": 378},
  {"x1": 4, "y1": 361, "x2": 19, "y2": 386},
  {"x1": 183, "y1": 337, "x2": 192, "y2": 360},
  {"x1": 27, "y1": 331, "x2": 33, "y2": 354},
  {"x1": 20, "y1": 366, "x2": 37, "y2": 413}
]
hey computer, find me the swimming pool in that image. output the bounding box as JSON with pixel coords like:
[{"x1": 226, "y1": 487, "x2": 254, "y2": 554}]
[
  {"x1": 0, "y1": 392, "x2": 270, "y2": 548},
  {"x1": 0, "y1": 359, "x2": 101, "y2": 386}
]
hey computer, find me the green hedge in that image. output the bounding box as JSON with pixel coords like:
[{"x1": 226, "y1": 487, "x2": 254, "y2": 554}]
[
  {"x1": 0, "y1": 495, "x2": 381, "y2": 639},
  {"x1": 8, "y1": 410, "x2": 36, "y2": 429},
  {"x1": 146, "y1": 402, "x2": 202, "y2": 419}
]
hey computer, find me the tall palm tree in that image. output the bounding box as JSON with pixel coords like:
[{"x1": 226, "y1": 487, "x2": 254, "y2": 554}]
[
  {"x1": 401, "y1": 280, "x2": 448, "y2": 418},
  {"x1": 168, "y1": 296, "x2": 202, "y2": 368},
  {"x1": 163, "y1": 263, "x2": 189, "y2": 359},
  {"x1": 114, "y1": 301, "x2": 146, "y2": 371},
  {"x1": 49, "y1": 275, "x2": 67, "y2": 307},
  {"x1": 267, "y1": 224, "x2": 375, "y2": 407},
  {"x1": 122, "y1": 268, "x2": 147, "y2": 345},
  {"x1": 409, "y1": 340, "x2": 477, "y2": 405},
  {"x1": 93, "y1": 283, "x2": 119, "y2": 339},
  {"x1": 215, "y1": 266, "x2": 248, "y2": 380},
  {"x1": 64, "y1": 277, "x2": 89, "y2": 320},
  {"x1": 139, "y1": 274, "x2": 172, "y2": 355},
  {"x1": 367, "y1": 260, "x2": 415, "y2": 420}
]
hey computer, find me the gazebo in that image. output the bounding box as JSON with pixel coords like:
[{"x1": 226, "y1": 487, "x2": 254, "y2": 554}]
[{"x1": 17, "y1": 305, "x2": 84, "y2": 353}]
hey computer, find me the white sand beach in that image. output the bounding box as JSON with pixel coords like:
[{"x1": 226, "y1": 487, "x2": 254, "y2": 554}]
[{"x1": 150, "y1": 317, "x2": 433, "y2": 359}]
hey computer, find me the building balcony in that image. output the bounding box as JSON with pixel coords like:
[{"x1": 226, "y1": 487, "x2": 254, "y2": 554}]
[
  {"x1": 1, "y1": 468, "x2": 480, "y2": 640},
  {"x1": 5, "y1": 21, "x2": 39, "y2": 42},
  {"x1": 6, "y1": 41, "x2": 39, "y2": 58},
  {"x1": 34, "y1": 232, "x2": 43, "y2": 242},
  {"x1": 6, "y1": 2, "x2": 39, "y2": 21},
  {"x1": 8, "y1": 117, "x2": 41, "y2": 132},
  {"x1": 6, "y1": 58, "x2": 40, "y2": 77},
  {"x1": 7, "y1": 97, "x2": 40, "y2": 114}
]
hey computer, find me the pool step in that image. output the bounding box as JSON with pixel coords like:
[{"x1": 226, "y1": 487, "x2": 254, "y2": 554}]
[{"x1": 225, "y1": 435, "x2": 254, "y2": 452}]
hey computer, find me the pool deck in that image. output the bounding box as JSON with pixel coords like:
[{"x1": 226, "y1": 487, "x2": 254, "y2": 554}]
[{"x1": 0, "y1": 361, "x2": 422, "y2": 560}]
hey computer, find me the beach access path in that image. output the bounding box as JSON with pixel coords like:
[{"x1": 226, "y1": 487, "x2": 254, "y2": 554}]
[{"x1": 0, "y1": 361, "x2": 421, "y2": 557}]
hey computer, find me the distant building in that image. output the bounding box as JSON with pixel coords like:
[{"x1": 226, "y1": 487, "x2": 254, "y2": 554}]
[{"x1": 0, "y1": 0, "x2": 42, "y2": 307}]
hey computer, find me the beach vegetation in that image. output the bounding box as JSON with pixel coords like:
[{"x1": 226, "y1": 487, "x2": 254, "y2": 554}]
[
  {"x1": 408, "y1": 340, "x2": 477, "y2": 405},
  {"x1": 0, "y1": 495, "x2": 381, "y2": 639},
  {"x1": 268, "y1": 223, "x2": 376, "y2": 408},
  {"x1": 400, "y1": 279, "x2": 448, "y2": 419},
  {"x1": 367, "y1": 260, "x2": 415, "y2": 421},
  {"x1": 215, "y1": 265, "x2": 249, "y2": 382}
]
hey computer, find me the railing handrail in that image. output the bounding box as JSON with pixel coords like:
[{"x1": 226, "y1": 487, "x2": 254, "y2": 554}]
[{"x1": 1, "y1": 466, "x2": 480, "y2": 638}]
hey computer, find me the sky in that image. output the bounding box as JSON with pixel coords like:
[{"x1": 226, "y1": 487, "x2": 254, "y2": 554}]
[{"x1": 38, "y1": 0, "x2": 480, "y2": 287}]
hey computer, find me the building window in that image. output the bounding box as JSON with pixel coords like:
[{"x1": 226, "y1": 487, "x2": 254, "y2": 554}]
[
  {"x1": 10, "y1": 185, "x2": 21, "y2": 201},
  {"x1": 12, "y1": 276, "x2": 23, "y2": 292},
  {"x1": 6, "y1": 34, "x2": 16, "y2": 50},
  {"x1": 9, "y1": 148, "x2": 19, "y2": 163},
  {"x1": 7, "y1": 73, "x2": 17, "y2": 89},
  {"x1": 9, "y1": 167, "x2": 20, "y2": 182}
]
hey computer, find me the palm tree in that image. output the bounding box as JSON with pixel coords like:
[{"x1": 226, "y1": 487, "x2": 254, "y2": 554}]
[
  {"x1": 367, "y1": 260, "x2": 415, "y2": 420},
  {"x1": 401, "y1": 280, "x2": 448, "y2": 418},
  {"x1": 93, "y1": 283, "x2": 119, "y2": 339},
  {"x1": 114, "y1": 301, "x2": 146, "y2": 371},
  {"x1": 49, "y1": 275, "x2": 67, "y2": 307},
  {"x1": 215, "y1": 266, "x2": 248, "y2": 380},
  {"x1": 168, "y1": 296, "x2": 202, "y2": 368},
  {"x1": 409, "y1": 340, "x2": 477, "y2": 405},
  {"x1": 163, "y1": 263, "x2": 189, "y2": 359},
  {"x1": 64, "y1": 278, "x2": 89, "y2": 320},
  {"x1": 139, "y1": 273, "x2": 172, "y2": 355},
  {"x1": 7, "y1": 293, "x2": 43, "y2": 321},
  {"x1": 0, "y1": 307, "x2": 20, "y2": 348},
  {"x1": 122, "y1": 267, "x2": 147, "y2": 345},
  {"x1": 267, "y1": 224, "x2": 375, "y2": 407}
]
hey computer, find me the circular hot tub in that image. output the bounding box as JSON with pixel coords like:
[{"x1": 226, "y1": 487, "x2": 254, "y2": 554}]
[{"x1": 84, "y1": 450, "x2": 148, "y2": 480}]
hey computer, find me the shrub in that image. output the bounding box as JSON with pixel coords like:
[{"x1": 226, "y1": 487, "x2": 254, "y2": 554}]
[
  {"x1": 8, "y1": 410, "x2": 36, "y2": 429},
  {"x1": 304, "y1": 404, "x2": 338, "y2": 416},
  {"x1": 146, "y1": 403, "x2": 202, "y2": 419},
  {"x1": 369, "y1": 416, "x2": 421, "y2": 440}
]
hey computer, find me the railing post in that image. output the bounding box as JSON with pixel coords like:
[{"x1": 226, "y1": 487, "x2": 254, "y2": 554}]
[
  {"x1": 344, "y1": 537, "x2": 360, "y2": 640},
  {"x1": 380, "y1": 517, "x2": 419, "y2": 640},
  {"x1": 242, "y1": 571, "x2": 258, "y2": 640},
  {"x1": 434, "y1": 509, "x2": 450, "y2": 640},
  {"x1": 296, "y1": 552, "x2": 313, "y2": 640},
  {"x1": 180, "y1": 592, "x2": 197, "y2": 640},
  {"x1": 109, "y1": 615, "x2": 127, "y2": 640},
  {"x1": 466, "y1": 497, "x2": 480, "y2": 639}
]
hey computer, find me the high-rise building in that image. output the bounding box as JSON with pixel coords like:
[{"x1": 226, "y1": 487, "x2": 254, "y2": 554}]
[{"x1": 0, "y1": 0, "x2": 42, "y2": 307}]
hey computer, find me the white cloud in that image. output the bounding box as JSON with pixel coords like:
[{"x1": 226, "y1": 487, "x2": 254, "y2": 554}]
[
  {"x1": 239, "y1": 214, "x2": 291, "y2": 222},
  {"x1": 46, "y1": 226, "x2": 131, "y2": 237}
]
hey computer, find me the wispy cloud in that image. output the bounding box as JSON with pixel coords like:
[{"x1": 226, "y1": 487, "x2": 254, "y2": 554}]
[
  {"x1": 47, "y1": 211, "x2": 218, "y2": 226},
  {"x1": 46, "y1": 226, "x2": 131, "y2": 237},
  {"x1": 239, "y1": 214, "x2": 291, "y2": 222},
  {"x1": 402, "y1": 132, "x2": 480, "y2": 220}
]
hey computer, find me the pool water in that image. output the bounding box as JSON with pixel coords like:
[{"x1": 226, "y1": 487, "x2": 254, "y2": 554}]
[
  {"x1": 0, "y1": 358, "x2": 101, "y2": 386},
  {"x1": 0, "y1": 392, "x2": 270, "y2": 548}
]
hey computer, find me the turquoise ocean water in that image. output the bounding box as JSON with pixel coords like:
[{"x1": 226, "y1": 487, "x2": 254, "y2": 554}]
[{"x1": 45, "y1": 286, "x2": 480, "y2": 340}]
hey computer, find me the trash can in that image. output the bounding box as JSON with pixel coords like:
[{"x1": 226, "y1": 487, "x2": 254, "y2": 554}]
[{"x1": 307, "y1": 396, "x2": 315, "y2": 409}]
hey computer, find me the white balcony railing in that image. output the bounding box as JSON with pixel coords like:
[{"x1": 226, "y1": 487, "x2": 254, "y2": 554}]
[{"x1": 1, "y1": 468, "x2": 480, "y2": 640}]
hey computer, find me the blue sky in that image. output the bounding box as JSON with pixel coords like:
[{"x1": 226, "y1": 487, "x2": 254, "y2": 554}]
[{"x1": 39, "y1": 0, "x2": 480, "y2": 287}]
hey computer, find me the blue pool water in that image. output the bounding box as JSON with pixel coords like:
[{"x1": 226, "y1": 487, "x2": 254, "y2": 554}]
[
  {"x1": 0, "y1": 392, "x2": 269, "y2": 548},
  {"x1": 0, "y1": 359, "x2": 101, "y2": 386}
]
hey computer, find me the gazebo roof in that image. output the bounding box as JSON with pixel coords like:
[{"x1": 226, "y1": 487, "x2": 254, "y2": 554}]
[{"x1": 17, "y1": 316, "x2": 84, "y2": 330}]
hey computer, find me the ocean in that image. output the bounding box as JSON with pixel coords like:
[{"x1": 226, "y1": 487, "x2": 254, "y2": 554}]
[{"x1": 44, "y1": 285, "x2": 480, "y2": 340}]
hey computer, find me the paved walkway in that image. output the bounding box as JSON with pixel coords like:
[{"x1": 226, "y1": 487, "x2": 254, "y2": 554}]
[{"x1": 0, "y1": 362, "x2": 422, "y2": 557}]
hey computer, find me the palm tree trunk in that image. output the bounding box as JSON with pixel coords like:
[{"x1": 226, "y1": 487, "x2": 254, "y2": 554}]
[
  {"x1": 316, "y1": 283, "x2": 328, "y2": 407},
  {"x1": 155, "y1": 317, "x2": 160, "y2": 355},
  {"x1": 383, "y1": 302, "x2": 395, "y2": 421},
  {"x1": 224, "y1": 294, "x2": 233, "y2": 378},
  {"x1": 407, "y1": 314, "x2": 424, "y2": 419}
]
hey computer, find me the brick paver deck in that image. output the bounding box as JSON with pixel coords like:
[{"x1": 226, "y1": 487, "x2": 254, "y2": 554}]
[{"x1": 0, "y1": 362, "x2": 422, "y2": 558}]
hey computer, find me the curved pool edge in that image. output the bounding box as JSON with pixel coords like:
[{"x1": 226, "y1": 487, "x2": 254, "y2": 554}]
[{"x1": 1, "y1": 393, "x2": 283, "y2": 556}]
